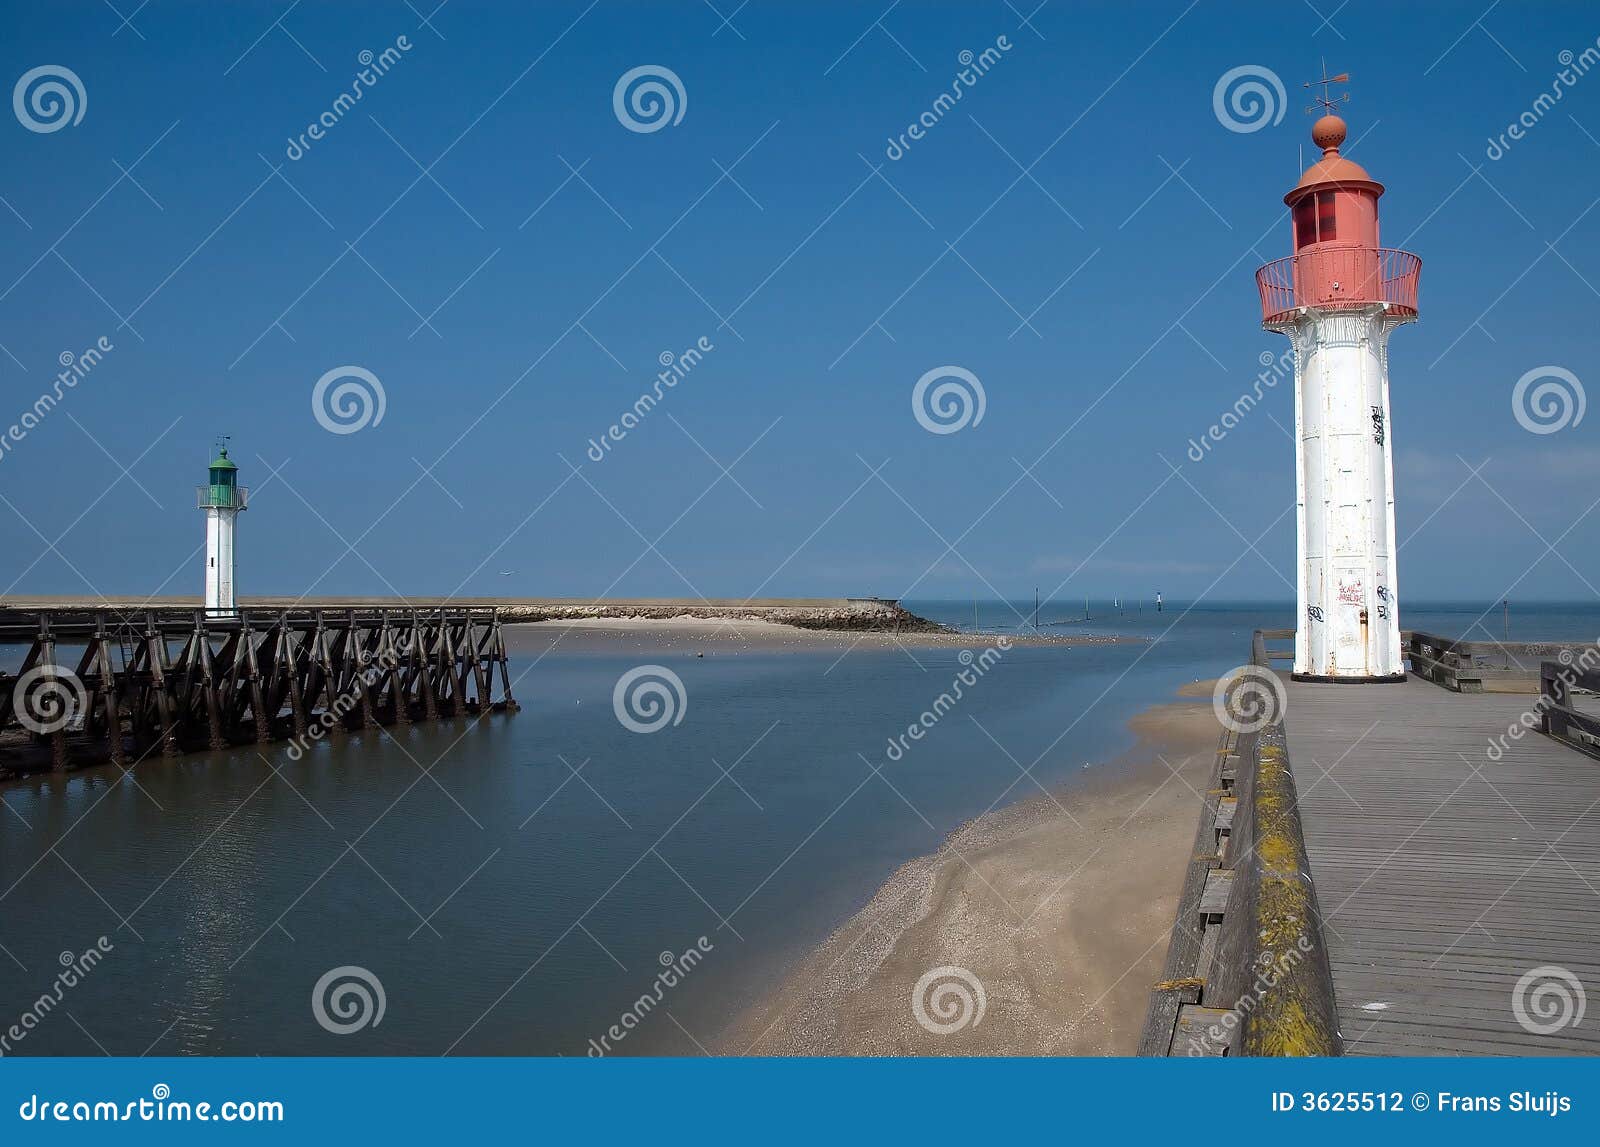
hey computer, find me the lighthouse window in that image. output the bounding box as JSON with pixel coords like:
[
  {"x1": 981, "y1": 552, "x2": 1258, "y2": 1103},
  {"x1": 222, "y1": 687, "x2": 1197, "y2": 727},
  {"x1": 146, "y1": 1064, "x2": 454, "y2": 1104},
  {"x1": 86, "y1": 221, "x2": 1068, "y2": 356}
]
[
  {"x1": 1294, "y1": 197, "x2": 1317, "y2": 247},
  {"x1": 1316, "y1": 191, "x2": 1337, "y2": 240}
]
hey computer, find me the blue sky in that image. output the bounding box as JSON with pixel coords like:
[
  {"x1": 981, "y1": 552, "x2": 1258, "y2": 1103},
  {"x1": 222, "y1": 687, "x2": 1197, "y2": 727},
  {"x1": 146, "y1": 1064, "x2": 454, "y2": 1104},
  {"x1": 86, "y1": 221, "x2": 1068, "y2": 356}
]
[{"x1": 0, "y1": 0, "x2": 1596, "y2": 604}]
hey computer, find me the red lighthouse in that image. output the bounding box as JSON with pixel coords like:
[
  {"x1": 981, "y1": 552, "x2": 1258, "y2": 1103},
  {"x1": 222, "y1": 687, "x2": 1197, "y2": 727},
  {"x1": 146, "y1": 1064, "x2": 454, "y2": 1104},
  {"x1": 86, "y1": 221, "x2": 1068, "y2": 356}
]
[{"x1": 1255, "y1": 74, "x2": 1421, "y2": 681}]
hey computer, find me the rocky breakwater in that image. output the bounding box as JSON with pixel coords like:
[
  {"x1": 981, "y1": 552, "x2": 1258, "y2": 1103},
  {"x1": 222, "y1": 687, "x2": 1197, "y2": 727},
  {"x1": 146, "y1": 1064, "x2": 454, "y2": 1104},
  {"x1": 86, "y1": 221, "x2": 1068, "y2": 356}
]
[{"x1": 497, "y1": 598, "x2": 949, "y2": 633}]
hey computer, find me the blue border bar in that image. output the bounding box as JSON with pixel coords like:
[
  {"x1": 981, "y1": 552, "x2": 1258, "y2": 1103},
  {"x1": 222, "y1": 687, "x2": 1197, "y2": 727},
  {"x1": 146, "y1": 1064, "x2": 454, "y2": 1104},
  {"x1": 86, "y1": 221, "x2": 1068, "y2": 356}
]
[{"x1": 2, "y1": 1058, "x2": 1595, "y2": 1141}]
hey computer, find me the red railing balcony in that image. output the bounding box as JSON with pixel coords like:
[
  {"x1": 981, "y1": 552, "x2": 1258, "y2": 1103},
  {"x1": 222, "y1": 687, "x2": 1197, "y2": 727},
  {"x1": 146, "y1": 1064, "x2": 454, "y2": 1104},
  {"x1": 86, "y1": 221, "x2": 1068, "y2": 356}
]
[{"x1": 1256, "y1": 247, "x2": 1421, "y2": 326}]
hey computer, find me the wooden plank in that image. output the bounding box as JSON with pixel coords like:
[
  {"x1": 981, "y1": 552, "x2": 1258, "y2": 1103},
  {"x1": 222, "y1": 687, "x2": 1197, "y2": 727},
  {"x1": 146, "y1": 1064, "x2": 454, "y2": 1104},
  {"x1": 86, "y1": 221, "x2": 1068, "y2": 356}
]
[
  {"x1": 1199, "y1": 869, "x2": 1234, "y2": 916},
  {"x1": 1284, "y1": 673, "x2": 1600, "y2": 1056},
  {"x1": 1172, "y1": 1005, "x2": 1237, "y2": 1056},
  {"x1": 1138, "y1": 727, "x2": 1229, "y2": 1056}
]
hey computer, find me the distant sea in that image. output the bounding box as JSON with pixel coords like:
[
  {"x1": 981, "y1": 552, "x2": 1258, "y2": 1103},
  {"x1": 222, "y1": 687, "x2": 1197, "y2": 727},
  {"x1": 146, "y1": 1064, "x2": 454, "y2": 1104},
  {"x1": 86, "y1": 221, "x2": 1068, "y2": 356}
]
[{"x1": 1, "y1": 599, "x2": 1594, "y2": 1056}]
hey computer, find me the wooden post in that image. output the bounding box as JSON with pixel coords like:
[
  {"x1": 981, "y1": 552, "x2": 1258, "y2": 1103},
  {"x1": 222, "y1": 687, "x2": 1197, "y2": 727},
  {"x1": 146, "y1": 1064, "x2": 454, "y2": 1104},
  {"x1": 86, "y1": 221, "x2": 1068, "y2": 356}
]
[
  {"x1": 305, "y1": 612, "x2": 329, "y2": 719},
  {"x1": 381, "y1": 611, "x2": 409, "y2": 725},
  {"x1": 417, "y1": 611, "x2": 440, "y2": 721},
  {"x1": 194, "y1": 613, "x2": 227, "y2": 751},
  {"x1": 450, "y1": 614, "x2": 472, "y2": 717},
  {"x1": 146, "y1": 612, "x2": 180, "y2": 756},
  {"x1": 313, "y1": 612, "x2": 347, "y2": 731},
  {"x1": 329, "y1": 623, "x2": 350, "y2": 730},
  {"x1": 174, "y1": 628, "x2": 201, "y2": 741},
  {"x1": 493, "y1": 612, "x2": 518, "y2": 711},
  {"x1": 348, "y1": 611, "x2": 378, "y2": 730},
  {"x1": 92, "y1": 616, "x2": 126, "y2": 767},
  {"x1": 437, "y1": 610, "x2": 463, "y2": 717},
  {"x1": 1542, "y1": 660, "x2": 1569, "y2": 740},
  {"x1": 37, "y1": 618, "x2": 70, "y2": 771},
  {"x1": 283, "y1": 615, "x2": 309, "y2": 738},
  {"x1": 242, "y1": 613, "x2": 272, "y2": 743},
  {"x1": 464, "y1": 613, "x2": 490, "y2": 715}
]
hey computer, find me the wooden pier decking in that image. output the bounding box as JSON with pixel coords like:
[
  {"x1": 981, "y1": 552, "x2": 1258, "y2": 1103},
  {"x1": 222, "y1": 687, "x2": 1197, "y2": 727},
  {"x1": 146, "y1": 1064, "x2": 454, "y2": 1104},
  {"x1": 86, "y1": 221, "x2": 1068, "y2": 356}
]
[
  {"x1": 1284, "y1": 673, "x2": 1600, "y2": 1055},
  {"x1": 0, "y1": 606, "x2": 518, "y2": 777},
  {"x1": 1143, "y1": 630, "x2": 1600, "y2": 1058}
]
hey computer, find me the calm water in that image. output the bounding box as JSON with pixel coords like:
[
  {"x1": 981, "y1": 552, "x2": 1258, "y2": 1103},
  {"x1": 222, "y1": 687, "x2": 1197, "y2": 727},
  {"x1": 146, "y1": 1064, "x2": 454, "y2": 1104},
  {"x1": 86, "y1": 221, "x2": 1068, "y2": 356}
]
[{"x1": 2, "y1": 600, "x2": 1595, "y2": 1056}]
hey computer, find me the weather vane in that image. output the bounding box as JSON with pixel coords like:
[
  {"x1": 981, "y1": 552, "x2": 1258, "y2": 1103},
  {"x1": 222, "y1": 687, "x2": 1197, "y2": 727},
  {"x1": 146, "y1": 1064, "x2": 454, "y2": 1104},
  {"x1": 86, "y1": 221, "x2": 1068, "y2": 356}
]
[{"x1": 1304, "y1": 60, "x2": 1350, "y2": 116}]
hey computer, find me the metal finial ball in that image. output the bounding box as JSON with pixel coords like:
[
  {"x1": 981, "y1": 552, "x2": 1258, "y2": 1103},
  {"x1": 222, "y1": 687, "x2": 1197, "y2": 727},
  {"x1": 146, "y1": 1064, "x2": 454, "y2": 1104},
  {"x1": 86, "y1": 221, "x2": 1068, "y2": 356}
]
[{"x1": 1311, "y1": 114, "x2": 1346, "y2": 152}]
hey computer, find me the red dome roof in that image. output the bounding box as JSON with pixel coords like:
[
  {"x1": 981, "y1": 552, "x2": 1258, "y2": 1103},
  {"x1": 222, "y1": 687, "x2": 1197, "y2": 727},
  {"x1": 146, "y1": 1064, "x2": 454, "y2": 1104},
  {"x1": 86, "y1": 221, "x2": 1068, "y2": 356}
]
[{"x1": 1286, "y1": 114, "x2": 1383, "y2": 201}]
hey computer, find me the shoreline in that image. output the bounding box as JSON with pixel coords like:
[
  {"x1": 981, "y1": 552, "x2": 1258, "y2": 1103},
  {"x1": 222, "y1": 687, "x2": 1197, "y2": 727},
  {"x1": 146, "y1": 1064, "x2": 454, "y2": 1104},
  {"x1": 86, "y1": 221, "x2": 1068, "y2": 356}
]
[
  {"x1": 717, "y1": 684, "x2": 1221, "y2": 1056},
  {"x1": 505, "y1": 616, "x2": 1139, "y2": 653},
  {"x1": 0, "y1": 614, "x2": 1140, "y2": 783},
  {"x1": 0, "y1": 595, "x2": 945, "y2": 632},
  {"x1": 0, "y1": 597, "x2": 1145, "y2": 644}
]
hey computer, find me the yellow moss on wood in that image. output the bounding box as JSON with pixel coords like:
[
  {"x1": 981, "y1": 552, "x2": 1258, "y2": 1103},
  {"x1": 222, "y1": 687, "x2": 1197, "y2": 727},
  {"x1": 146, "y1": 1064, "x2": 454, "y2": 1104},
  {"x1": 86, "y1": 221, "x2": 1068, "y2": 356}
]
[{"x1": 1237, "y1": 730, "x2": 1340, "y2": 1056}]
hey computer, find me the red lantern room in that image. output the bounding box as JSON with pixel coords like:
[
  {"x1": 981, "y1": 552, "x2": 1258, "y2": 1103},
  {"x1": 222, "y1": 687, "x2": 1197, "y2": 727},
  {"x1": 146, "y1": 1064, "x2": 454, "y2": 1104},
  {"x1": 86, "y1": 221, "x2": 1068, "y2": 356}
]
[
  {"x1": 1256, "y1": 100, "x2": 1420, "y2": 327},
  {"x1": 1290, "y1": 115, "x2": 1381, "y2": 252}
]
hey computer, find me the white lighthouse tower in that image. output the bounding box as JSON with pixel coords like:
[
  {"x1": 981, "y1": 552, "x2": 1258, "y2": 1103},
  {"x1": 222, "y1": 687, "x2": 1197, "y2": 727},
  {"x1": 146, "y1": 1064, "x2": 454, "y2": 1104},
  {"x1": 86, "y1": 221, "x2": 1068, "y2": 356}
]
[
  {"x1": 197, "y1": 443, "x2": 247, "y2": 614},
  {"x1": 1255, "y1": 76, "x2": 1420, "y2": 681}
]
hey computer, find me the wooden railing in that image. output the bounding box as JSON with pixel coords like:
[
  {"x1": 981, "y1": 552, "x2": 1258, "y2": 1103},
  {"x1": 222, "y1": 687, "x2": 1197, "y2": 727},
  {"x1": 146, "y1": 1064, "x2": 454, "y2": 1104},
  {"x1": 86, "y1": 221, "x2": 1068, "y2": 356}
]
[
  {"x1": 1410, "y1": 631, "x2": 1591, "y2": 694},
  {"x1": 1139, "y1": 629, "x2": 1340, "y2": 1056},
  {"x1": 1540, "y1": 657, "x2": 1600, "y2": 760}
]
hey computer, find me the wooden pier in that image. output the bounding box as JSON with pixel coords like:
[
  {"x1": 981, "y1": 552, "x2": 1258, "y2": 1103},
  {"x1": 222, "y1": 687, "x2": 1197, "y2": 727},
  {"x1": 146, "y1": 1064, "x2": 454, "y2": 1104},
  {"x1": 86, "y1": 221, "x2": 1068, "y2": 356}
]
[
  {"x1": 0, "y1": 605, "x2": 517, "y2": 776},
  {"x1": 1143, "y1": 628, "x2": 1600, "y2": 1057}
]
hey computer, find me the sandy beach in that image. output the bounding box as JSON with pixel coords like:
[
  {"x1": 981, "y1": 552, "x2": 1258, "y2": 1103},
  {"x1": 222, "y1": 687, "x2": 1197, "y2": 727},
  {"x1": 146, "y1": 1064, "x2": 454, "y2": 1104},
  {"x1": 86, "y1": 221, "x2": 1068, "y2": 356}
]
[
  {"x1": 718, "y1": 685, "x2": 1221, "y2": 1056},
  {"x1": 504, "y1": 615, "x2": 1138, "y2": 655}
]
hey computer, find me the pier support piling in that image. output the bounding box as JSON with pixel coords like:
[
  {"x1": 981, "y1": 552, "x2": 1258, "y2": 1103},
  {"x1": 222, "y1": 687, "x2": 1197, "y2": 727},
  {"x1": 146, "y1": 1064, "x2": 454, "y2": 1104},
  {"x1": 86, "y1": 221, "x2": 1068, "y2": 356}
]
[{"x1": 0, "y1": 605, "x2": 519, "y2": 777}]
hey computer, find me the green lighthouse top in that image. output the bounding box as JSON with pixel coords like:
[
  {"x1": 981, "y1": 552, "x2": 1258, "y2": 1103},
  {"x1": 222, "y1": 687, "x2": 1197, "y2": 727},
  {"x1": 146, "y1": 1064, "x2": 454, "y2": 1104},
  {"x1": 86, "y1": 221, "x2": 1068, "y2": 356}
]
[
  {"x1": 197, "y1": 441, "x2": 247, "y2": 510},
  {"x1": 208, "y1": 446, "x2": 238, "y2": 488}
]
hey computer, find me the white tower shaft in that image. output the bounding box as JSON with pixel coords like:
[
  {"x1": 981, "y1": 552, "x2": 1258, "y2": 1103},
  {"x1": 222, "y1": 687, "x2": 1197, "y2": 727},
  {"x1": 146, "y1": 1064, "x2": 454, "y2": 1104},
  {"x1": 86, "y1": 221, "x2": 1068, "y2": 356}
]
[
  {"x1": 205, "y1": 505, "x2": 238, "y2": 613},
  {"x1": 1291, "y1": 307, "x2": 1402, "y2": 679}
]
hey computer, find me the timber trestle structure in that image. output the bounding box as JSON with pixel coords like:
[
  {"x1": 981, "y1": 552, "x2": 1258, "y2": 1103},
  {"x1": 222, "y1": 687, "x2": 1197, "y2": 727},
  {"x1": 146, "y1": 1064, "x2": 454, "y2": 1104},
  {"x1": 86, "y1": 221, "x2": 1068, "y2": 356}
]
[{"x1": 0, "y1": 607, "x2": 518, "y2": 775}]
